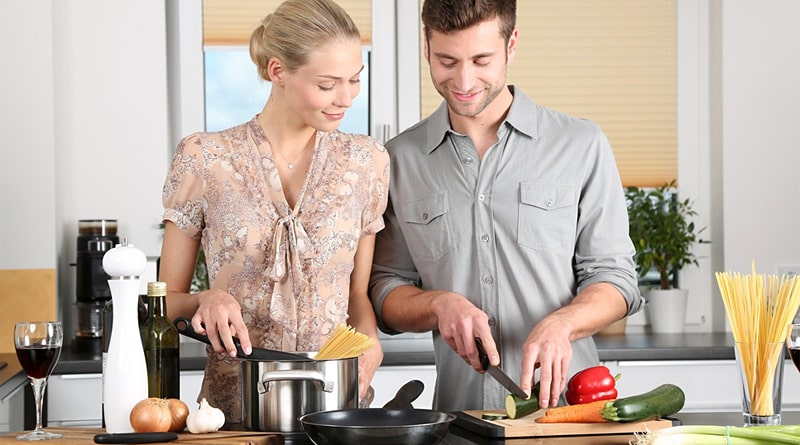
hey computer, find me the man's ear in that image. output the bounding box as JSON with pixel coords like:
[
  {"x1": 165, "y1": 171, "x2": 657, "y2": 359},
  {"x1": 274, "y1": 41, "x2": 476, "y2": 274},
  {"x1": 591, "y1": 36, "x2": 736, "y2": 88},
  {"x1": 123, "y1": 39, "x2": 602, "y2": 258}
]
[
  {"x1": 423, "y1": 29, "x2": 431, "y2": 63},
  {"x1": 507, "y1": 28, "x2": 519, "y2": 64}
]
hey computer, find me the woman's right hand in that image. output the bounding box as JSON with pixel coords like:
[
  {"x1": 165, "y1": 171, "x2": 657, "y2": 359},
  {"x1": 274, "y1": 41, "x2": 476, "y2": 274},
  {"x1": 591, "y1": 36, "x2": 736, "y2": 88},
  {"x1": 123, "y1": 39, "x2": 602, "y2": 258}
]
[{"x1": 192, "y1": 288, "x2": 252, "y2": 357}]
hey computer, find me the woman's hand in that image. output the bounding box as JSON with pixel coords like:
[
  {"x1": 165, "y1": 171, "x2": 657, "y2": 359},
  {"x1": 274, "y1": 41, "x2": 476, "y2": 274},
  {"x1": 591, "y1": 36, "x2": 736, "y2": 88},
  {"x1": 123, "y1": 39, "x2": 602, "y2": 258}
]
[
  {"x1": 192, "y1": 288, "x2": 252, "y2": 357},
  {"x1": 358, "y1": 340, "x2": 384, "y2": 401}
]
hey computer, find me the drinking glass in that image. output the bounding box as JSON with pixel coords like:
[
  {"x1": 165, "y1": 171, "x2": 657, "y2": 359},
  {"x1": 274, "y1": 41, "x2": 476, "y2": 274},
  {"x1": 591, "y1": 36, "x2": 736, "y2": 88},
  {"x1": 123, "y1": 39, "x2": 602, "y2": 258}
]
[{"x1": 14, "y1": 321, "x2": 63, "y2": 441}]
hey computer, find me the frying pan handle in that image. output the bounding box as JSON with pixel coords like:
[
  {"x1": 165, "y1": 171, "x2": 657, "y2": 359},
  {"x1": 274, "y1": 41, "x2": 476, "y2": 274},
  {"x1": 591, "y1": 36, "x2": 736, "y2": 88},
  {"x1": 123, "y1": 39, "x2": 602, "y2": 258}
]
[{"x1": 258, "y1": 369, "x2": 333, "y2": 394}]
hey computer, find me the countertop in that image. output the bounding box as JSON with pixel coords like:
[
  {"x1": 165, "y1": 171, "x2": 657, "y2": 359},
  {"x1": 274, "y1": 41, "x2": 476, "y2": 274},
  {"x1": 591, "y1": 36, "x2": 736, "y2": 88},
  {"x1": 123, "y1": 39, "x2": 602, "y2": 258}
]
[
  {"x1": 0, "y1": 332, "x2": 740, "y2": 396},
  {"x1": 7, "y1": 412, "x2": 800, "y2": 445}
]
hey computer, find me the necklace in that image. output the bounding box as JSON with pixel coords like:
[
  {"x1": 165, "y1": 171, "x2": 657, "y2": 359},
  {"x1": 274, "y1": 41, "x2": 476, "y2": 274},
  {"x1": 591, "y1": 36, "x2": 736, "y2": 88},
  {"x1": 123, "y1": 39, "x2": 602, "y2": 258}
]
[{"x1": 266, "y1": 134, "x2": 313, "y2": 169}]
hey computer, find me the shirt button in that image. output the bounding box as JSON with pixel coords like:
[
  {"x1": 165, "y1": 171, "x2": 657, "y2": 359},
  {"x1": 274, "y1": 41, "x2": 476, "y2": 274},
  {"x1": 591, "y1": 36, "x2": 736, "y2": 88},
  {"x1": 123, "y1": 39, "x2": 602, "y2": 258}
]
[
  {"x1": 546, "y1": 198, "x2": 554, "y2": 207},
  {"x1": 481, "y1": 234, "x2": 490, "y2": 242},
  {"x1": 483, "y1": 276, "x2": 494, "y2": 285},
  {"x1": 464, "y1": 156, "x2": 474, "y2": 164},
  {"x1": 478, "y1": 194, "x2": 485, "y2": 202},
  {"x1": 422, "y1": 212, "x2": 429, "y2": 220},
  {"x1": 488, "y1": 318, "x2": 497, "y2": 326}
]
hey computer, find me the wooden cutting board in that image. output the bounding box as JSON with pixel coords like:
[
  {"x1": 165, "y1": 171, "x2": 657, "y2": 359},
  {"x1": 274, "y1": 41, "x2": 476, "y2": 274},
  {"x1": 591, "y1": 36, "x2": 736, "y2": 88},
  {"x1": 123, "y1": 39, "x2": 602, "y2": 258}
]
[
  {"x1": 0, "y1": 428, "x2": 284, "y2": 444},
  {"x1": 454, "y1": 409, "x2": 677, "y2": 438}
]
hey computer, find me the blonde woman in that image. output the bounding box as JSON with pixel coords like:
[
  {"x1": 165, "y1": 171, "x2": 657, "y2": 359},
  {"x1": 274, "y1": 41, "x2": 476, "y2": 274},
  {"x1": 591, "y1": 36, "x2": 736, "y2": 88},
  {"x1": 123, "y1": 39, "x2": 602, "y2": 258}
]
[{"x1": 159, "y1": 0, "x2": 388, "y2": 422}]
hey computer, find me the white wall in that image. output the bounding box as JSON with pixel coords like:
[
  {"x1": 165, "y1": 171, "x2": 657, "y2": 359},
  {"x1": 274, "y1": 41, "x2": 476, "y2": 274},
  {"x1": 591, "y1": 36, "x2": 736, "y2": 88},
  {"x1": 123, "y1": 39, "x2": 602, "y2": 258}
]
[
  {"x1": 0, "y1": 0, "x2": 56, "y2": 270},
  {"x1": 720, "y1": 1, "x2": 800, "y2": 276},
  {"x1": 1, "y1": 0, "x2": 170, "y2": 334}
]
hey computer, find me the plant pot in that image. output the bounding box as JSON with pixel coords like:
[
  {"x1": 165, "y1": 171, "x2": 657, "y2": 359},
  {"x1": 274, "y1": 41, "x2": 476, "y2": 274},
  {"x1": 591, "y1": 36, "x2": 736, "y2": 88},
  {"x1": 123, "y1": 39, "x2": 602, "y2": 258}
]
[{"x1": 646, "y1": 288, "x2": 688, "y2": 333}]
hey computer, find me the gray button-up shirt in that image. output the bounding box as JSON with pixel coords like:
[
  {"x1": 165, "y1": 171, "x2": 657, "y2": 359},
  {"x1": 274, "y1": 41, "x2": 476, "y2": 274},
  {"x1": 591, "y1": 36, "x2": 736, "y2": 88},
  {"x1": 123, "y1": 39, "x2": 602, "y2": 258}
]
[{"x1": 370, "y1": 86, "x2": 642, "y2": 411}]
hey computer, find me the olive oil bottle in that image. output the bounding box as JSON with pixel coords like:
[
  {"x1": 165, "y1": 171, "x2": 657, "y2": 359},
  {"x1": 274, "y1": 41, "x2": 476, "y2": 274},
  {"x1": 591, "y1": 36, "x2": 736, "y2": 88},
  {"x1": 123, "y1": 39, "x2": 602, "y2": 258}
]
[{"x1": 141, "y1": 281, "x2": 180, "y2": 398}]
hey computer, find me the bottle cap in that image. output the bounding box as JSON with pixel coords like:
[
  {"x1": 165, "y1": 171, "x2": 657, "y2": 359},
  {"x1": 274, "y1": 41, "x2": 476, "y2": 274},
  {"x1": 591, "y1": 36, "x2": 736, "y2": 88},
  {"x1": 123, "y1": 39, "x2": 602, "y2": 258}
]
[{"x1": 147, "y1": 281, "x2": 167, "y2": 296}]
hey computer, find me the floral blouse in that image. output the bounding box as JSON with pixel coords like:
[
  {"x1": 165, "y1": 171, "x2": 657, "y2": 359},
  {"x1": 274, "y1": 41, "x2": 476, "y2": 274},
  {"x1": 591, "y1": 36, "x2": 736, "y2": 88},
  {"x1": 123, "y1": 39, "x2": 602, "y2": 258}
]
[{"x1": 162, "y1": 117, "x2": 389, "y2": 421}]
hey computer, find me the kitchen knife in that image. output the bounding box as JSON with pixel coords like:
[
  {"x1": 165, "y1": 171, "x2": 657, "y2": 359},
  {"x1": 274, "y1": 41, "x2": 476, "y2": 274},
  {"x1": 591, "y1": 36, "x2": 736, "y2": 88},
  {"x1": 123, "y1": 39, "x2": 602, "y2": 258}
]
[
  {"x1": 93, "y1": 432, "x2": 178, "y2": 444},
  {"x1": 475, "y1": 337, "x2": 529, "y2": 399}
]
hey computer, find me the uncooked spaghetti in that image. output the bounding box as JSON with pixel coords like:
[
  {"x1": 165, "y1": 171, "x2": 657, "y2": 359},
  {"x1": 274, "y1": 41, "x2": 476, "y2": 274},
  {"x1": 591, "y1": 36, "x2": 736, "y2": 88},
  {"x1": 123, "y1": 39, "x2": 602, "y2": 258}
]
[
  {"x1": 716, "y1": 262, "x2": 800, "y2": 416},
  {"x1": 314, "y1": 324, "x2": 375, "y2": 360}
]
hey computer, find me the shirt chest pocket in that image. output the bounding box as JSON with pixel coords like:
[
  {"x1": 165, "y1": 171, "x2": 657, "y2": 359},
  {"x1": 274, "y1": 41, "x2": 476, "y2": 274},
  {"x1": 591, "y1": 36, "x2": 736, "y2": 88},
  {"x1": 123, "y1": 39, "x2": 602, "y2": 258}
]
[
  {"x1": 401, "y1": 193, "x2": 455, "y2": 262},
  {"x1": 517, "y1": 183, "x2": 578, "y2": 253}
]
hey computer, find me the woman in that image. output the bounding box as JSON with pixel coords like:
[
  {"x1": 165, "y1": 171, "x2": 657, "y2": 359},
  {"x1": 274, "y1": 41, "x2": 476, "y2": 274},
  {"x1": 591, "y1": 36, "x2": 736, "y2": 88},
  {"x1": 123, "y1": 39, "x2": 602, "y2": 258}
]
[{"x1": 159, "y1": 0, "x2": 388, "y2": 422}]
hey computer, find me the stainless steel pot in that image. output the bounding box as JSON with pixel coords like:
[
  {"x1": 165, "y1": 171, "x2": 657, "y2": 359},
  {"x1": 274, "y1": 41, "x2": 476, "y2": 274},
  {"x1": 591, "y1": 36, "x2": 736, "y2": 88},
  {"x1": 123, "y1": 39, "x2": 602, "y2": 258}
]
[{"x1": 241, "y1": 352, "x2": 358, "y2": 433}]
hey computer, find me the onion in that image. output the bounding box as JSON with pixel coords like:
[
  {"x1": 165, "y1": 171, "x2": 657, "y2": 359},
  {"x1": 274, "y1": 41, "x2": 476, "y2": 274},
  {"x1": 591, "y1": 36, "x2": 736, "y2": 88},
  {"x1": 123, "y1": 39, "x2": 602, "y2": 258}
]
[
  {"x1": 167, "y1": 398, "x2": 190, "y2": 432},
  {"x1": 130, "y1": 398, "x2": 172, "y2": 432}
]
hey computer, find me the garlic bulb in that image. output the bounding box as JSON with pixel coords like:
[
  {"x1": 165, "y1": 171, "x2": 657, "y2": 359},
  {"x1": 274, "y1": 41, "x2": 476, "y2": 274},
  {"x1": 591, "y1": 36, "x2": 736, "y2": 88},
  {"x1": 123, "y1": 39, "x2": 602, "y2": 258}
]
[{"x1": 186, "y1": 398, "x2": 225, "y2": 434}]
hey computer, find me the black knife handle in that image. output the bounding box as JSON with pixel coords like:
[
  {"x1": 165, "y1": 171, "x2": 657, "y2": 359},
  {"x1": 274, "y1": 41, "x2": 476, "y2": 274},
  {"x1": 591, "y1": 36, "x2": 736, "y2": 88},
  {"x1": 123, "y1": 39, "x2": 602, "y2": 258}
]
[
  {"x1": 94, "y1": 432, "x2": 179, "y2": 444},
  {"x1": 475, "y1": 337, "x2": 490, "y2": 371}
]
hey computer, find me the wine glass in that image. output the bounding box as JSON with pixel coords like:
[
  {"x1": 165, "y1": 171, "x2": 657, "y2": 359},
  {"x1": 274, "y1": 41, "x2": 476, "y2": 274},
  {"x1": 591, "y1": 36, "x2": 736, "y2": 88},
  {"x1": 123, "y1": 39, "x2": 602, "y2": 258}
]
[
  {"x1": 786, "y1": 324, "x2": 800, "y2": 387},
  {"x1": 14, "y1": 321, "x2": 63, "y2": 441}
]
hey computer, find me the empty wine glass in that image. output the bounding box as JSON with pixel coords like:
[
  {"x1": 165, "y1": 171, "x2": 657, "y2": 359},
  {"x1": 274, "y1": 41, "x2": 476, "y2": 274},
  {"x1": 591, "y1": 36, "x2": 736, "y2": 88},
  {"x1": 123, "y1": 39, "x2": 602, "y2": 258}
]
[{"x1": 14, "y1": 321, "x2": 63, "y2": 441}]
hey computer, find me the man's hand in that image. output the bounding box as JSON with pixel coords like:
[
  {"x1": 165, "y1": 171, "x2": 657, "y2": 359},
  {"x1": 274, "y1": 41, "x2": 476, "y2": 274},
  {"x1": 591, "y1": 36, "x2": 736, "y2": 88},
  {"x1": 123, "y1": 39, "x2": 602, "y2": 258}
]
[
  {"x1": 520, "y1": 317, "x2": 573, "y2": 409},
  {"x1": 432, "y1": 292, "x2": 499, "y2": 371}
]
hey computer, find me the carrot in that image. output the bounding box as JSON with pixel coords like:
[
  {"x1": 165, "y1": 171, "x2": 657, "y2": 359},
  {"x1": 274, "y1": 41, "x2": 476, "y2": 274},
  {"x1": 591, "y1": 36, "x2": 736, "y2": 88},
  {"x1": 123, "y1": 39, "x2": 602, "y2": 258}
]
[{"x1": 534, "y1": 400, "x2": 611, "y2": 423}]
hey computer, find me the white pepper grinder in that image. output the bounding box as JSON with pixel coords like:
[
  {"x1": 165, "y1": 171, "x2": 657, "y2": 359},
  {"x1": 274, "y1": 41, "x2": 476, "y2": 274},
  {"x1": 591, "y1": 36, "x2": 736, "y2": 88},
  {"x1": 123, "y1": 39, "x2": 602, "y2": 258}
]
[{"x1": 102, "y1": 238, "x2": 148, "y2": 433}]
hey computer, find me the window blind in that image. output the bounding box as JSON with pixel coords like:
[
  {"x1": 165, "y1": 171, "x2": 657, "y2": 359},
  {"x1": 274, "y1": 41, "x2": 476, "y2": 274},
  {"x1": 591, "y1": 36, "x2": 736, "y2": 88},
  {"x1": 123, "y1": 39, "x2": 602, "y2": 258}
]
[
  {"x1": 419, "y1": 0, "x2": 677, "y2": 187},
  {"x1": 202, "y1": 0, "x2": 372, "y2": 46}
]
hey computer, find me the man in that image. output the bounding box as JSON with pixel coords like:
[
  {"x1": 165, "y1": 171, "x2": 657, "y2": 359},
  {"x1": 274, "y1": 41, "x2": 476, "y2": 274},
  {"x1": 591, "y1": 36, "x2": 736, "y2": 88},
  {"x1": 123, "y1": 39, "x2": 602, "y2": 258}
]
[{"x1": 369, "y1": 0, "x2": 643, "y2": 412}]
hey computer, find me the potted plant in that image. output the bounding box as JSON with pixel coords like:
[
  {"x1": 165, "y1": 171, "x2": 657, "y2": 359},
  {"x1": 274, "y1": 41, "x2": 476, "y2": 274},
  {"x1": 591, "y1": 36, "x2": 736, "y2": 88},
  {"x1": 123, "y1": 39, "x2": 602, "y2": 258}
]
[{"x1": 625, "y1": 180, "x2": 707, "y2": 333}]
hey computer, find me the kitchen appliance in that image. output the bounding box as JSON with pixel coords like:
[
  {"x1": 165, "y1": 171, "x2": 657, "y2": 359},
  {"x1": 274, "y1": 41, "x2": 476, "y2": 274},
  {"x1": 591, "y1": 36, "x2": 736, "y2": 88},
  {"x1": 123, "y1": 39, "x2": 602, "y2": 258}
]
[{"x1": 72, "y1": 219, "x2": 119, "y2": 354}]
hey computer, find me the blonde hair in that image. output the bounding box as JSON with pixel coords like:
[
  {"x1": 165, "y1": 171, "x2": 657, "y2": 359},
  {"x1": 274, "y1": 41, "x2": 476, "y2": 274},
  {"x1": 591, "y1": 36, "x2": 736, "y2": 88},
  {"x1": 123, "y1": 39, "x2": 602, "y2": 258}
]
[{"x1": 250, "y1": 0, "x2": 361, "y2": 81}]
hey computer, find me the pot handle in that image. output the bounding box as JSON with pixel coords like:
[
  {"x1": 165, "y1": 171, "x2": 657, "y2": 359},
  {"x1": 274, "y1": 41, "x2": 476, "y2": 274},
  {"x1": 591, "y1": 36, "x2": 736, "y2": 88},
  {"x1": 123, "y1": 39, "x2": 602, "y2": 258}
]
[{"x1": 258, "y1": 369, "x2": 334, "y2": 394}]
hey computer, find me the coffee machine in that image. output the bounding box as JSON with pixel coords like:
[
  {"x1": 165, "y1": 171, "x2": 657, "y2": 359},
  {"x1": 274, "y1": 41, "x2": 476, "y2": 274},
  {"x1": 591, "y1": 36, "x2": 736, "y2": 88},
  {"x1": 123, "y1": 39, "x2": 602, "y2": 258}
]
[{"x1": 72, "y1": 219, "x2": 119, "y2": 354}]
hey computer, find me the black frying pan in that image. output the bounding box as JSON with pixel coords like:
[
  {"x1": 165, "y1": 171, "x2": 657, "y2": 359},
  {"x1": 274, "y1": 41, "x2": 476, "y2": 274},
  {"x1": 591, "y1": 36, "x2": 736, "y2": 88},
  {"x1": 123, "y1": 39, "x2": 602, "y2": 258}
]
[
  {"x1": 174, "y1": 317, "x2": 309, "y2": 361},
  {"x1": 299, "y1": 380, "x2": 455, "y2": 445}
]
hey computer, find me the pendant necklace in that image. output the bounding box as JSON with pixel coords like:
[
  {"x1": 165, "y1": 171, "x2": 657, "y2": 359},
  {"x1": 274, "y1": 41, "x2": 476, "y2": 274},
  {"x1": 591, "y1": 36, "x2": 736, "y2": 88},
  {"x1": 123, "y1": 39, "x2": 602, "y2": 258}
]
[{"x1": 268, "y1": 135, "x2": 313, "y2": 169}]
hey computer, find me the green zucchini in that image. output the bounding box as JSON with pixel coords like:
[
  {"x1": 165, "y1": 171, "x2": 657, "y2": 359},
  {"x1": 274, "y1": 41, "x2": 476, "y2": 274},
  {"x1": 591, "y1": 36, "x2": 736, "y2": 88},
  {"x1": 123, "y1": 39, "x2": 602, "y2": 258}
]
[
  {"x1": 600, "y1": 383, "x2": 685, "y2": 422},
  {"x1": 504, "y1": 383, "x2": 540, "y2": 419}
]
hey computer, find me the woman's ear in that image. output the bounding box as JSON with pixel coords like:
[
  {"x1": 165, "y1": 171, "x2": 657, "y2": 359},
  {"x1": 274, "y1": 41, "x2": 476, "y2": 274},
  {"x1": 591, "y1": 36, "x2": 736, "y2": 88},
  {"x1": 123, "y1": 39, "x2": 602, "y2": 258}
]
[{"x1": 267, "y1": 57, "x2": 285, "y2": 85}]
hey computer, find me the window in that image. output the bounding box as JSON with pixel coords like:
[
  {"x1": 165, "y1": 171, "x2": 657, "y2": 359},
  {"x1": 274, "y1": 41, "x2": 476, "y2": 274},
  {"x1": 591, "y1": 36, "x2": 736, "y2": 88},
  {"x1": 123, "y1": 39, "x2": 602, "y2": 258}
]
[
  {"x1": 201, "y1": 0, "x2": 373, "y2": 134},
  {"x1": 415, "y1": 0, "x2": 677, "y2": 187},
  {"x1": 203, "y1": 47, "x2": 369, "y2": 134}
]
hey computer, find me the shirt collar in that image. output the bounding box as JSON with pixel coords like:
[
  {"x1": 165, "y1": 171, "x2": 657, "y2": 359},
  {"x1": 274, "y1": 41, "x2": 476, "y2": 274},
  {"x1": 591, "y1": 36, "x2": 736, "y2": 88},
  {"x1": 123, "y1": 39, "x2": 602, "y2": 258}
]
[{"x1": 422, "y1": 85, "x2": 539, "y2": 154}]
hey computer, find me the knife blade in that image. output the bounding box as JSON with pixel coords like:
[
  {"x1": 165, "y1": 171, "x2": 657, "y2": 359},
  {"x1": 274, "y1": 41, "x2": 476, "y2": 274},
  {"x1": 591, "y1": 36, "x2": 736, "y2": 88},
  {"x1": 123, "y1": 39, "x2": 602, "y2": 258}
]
[{"x1": 475, "y1": 337, "x2": 529, "y2": 399}]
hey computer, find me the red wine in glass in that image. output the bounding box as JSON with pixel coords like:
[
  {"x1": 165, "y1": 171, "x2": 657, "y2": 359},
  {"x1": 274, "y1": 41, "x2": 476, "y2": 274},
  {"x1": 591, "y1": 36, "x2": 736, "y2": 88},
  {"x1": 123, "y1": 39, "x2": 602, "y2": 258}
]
[
  {"x1": 15, "y1": 345, "x2": 61, "y2": 379},
  {"x1": 14, "y1": 321, "x2": 63, "y2": 441},
  {"x1": 790, "y1": 347, "x2": 800, "y2": 372}
]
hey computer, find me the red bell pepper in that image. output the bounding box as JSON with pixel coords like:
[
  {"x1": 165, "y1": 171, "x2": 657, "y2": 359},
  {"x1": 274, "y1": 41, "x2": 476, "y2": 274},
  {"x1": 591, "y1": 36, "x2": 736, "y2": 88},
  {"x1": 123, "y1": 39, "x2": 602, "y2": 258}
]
[{"x1": 565, "y1": 365, "x2": 621, "y2": 405}]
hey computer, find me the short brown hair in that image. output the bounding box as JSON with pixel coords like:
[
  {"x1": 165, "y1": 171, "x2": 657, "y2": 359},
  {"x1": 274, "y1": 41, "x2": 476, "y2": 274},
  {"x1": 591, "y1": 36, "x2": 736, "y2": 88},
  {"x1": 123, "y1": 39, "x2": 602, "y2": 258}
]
[
  {"x1": 421, "y1": 0, "x2": 516, "y2": 42},
  {"x1": 249, "y1": 0, "x2": 360, "y2": 82}
]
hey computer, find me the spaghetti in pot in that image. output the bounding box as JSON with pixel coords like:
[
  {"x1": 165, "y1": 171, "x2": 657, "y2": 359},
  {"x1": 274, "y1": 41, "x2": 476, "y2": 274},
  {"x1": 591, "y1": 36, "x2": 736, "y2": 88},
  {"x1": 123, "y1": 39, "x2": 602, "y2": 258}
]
[
  {"x1": 716, "y1": 263, "x2": 800, "y2": 416},
  {"x1": 314, "y1": 324, "x2": 375, "y2": 360}
]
